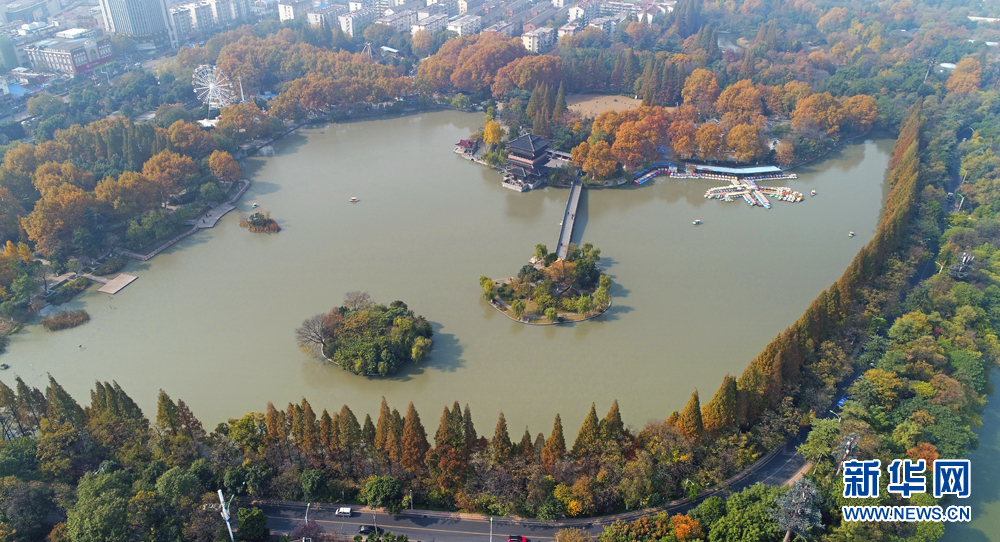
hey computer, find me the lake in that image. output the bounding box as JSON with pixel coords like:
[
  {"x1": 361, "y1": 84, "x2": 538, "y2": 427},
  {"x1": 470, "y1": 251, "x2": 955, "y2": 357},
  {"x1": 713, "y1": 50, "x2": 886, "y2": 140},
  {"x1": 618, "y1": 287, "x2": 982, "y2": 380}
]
[{"x1": 7, "y1": 110, "x2": 892, "y2": 441}]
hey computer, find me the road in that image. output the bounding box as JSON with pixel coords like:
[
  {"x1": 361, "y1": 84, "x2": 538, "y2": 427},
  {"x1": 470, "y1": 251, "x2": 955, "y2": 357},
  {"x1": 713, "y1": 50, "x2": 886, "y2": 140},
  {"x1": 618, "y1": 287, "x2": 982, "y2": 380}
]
[{"x1": 261, "y1": 436, "x2": 809, "y2": 540}]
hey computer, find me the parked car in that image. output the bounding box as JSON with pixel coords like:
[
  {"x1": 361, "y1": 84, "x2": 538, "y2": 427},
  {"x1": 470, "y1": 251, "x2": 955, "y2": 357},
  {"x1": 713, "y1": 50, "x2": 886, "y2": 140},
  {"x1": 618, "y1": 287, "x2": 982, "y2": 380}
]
[
  {"x1": 358, "y1": 526, "x2": 383, "y2": 535},
  {"x1": 508, "y1": 536, "x2": 527, "y2": 542},
  {"x1": 335, "y1": 507, "x2": 352, "y2": 517}
]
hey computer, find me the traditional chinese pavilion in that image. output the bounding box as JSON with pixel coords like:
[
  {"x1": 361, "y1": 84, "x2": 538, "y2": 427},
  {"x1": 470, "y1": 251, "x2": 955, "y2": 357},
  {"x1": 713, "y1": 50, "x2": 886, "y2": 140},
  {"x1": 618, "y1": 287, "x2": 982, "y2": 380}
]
[{"x1": 504, "y1": 134, "x2": 550, "y2": 191}]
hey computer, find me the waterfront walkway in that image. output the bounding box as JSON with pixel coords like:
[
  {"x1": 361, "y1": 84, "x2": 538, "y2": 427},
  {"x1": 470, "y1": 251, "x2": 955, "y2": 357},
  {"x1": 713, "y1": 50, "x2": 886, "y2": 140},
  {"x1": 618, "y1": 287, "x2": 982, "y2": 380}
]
[
  {"x1": 556, "y1": 180, "x2": 582, "y2": 259},
  {"x1": 115, "y1": 179, "x2": 250, "y2": 262}
]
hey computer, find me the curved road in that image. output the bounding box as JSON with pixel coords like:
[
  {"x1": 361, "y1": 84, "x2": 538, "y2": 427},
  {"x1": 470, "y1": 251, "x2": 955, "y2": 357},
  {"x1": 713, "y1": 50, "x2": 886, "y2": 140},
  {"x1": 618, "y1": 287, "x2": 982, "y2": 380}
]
[{"x1": 260, "y1": 433, "x2": 808, "y2": 541}]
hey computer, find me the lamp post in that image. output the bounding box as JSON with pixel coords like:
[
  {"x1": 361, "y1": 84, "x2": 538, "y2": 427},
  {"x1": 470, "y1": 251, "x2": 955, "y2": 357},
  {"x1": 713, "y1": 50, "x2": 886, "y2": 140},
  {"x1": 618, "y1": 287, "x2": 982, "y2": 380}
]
[
  {"x1": 490, "y1": 516, "x2": 493, "y2": 542},
  {"x1": 217, "y1": 490, "x2": 235, "y2": 542},
  {"x1": 829, "y1": 410, "x2": 841, "y2": 422}
]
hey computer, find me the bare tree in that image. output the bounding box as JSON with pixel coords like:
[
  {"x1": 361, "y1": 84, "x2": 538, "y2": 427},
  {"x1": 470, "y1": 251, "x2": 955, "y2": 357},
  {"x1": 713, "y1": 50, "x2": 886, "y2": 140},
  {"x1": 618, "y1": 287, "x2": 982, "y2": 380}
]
[
  {"x1": 295, "y1": 314, "x2": 327, "y2": 357},
  {"x1": 343, "y1": 291, "x2": 373, "y2": 311}
]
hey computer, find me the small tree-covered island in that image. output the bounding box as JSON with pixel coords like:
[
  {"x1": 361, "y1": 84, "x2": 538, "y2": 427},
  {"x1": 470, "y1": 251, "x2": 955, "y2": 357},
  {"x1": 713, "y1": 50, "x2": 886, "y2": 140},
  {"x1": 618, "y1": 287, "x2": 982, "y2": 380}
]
[
  {"x1": 482, "y1": 243, "x2": 610, "y2": 323},
  {"x1": 296, "y1": 292, "x2": 433, "y2": 376}
]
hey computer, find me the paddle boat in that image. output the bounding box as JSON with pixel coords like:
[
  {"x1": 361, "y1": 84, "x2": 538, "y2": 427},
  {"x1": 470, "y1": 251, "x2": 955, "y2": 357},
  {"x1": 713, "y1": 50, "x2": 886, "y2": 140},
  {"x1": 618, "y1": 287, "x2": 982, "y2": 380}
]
[
  {"x1": 693, "y1": 219, "x2": 702, "y2": 225},
  {"x1": 849, "y1": 231, "x2": 855, "y2": 237},
  {"x1": 350, "y1": 197, "x2": 359, "y2": 203},
  {"x1": 811, "y1": 190, "x2": 816, "y2": 196},
  {"x1": 0, "y1": 363, "x2": 8, "y2": 370},
  {"x1": 251, "y1": 202, "x2": 259, "y2": 209}
]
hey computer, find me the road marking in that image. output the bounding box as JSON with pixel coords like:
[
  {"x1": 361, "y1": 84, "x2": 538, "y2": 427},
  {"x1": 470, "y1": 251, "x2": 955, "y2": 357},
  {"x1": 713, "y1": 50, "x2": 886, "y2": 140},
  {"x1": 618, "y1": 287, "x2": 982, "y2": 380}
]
[{"x1": 280, "y1": 517, "x2": 556, "y2": 540}]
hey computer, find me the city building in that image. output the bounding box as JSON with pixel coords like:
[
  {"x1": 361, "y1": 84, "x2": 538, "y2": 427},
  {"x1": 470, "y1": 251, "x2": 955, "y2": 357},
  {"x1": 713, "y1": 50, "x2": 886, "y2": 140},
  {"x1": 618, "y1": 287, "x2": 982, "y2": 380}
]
[
  {"x1": 24, "y1": 35, "x2": 114, "y2": 74},
  {"x1": 445, "y1": 13, "x2": 480, "y2": 35},
  {"x1": 521, "y1": 26, "x2": 553, "y2": 52},
  {"x1": 457, "y1": 0, "x2": 482, "y2": 14},
  {"x1": 567, "y1": 1, "x2": 597, "y2": 22},
  {"x1": 587, "y1": 13, "x2": 623, "y2": 34},
  {"x1": 504, "y1": 134, "x2": 550, "y2": 190},
  {"x1": 505, "y1": 0, "x2": 532, "y2": 18},
  {"x1": 557, "y1": 22, "x2": 578, "y2": 37},
  {"x1": 411, "y1": 12, "x2": 446, "y2": 33},
  {"x1": 338, "y1": 7, "x2": 377, "y2": 36},
  {"x1": 483, "y1": 20, "x2": 514, "y2": 36},
  {"x1": 98, "y1": 0, "x2": 177, "y2": 49},
  {"x1": 522, "y1": 7, "x2": 555, "y2": 31},
  {"x1": 278, "y1": 0, "x2": 310, "y2": 21},
  {"x1": 599, "y1": 0, "x2": 641, "y2": 16},
  {"x1": 551, "y1": 0, "x2": 566, "y2": 6},
  {"x1": 307, "y1": 4, "x2": 347, "y2": 25},
  {"x1": 373, "y1": 9, "x2": 416, "y2": 32},
  {"x1": 53, "y1": 6, "x2": 105, "y2": 30}
]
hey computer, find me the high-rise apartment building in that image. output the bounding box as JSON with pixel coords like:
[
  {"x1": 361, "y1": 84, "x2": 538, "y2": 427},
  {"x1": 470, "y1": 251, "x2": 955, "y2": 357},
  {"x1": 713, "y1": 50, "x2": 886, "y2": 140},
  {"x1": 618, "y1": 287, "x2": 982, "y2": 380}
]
[{"x1": 98, "y1": 0, "x2": 177, "y2": 49}]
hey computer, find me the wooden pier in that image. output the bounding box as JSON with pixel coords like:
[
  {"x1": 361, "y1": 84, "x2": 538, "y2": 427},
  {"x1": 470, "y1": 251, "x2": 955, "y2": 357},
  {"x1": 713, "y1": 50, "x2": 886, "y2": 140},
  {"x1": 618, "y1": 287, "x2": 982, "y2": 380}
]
[
  {"x1": 97, "y1": 274, "x2": 138, "y2": 294},
  {"x1": 556, "y1": 180, "x2": 582, "y2": 259}
]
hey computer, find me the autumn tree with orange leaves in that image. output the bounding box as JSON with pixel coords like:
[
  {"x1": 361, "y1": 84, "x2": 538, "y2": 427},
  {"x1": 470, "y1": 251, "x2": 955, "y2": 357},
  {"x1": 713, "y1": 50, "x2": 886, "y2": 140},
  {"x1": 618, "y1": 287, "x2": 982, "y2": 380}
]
[
  {"x1": 681, "y1": 69, "x2": 720, "y2": 119},
  {"x1": 945, "y1": 58, "x2": 981, "y2": 95}
]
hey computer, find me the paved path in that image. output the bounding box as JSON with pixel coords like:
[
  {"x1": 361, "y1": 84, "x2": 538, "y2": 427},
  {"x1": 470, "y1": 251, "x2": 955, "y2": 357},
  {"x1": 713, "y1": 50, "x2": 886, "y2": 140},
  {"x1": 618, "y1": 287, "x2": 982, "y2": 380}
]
[
  {"x1": 556, "y1": 180, "x2": 582, "y2": 259},
  {"x1": 80, "y1": 273, "x2": 109, "y2": 284},
  {"x1": 116, "y1": 180, "x2": 250, "y2": 261}
]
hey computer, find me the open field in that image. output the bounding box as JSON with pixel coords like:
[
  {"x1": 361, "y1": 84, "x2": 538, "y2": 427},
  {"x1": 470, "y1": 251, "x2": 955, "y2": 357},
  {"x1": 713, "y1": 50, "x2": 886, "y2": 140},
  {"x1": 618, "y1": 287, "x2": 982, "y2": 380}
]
[{"x1": 567, "y1": 94, "x2": 643, "y2": 117}]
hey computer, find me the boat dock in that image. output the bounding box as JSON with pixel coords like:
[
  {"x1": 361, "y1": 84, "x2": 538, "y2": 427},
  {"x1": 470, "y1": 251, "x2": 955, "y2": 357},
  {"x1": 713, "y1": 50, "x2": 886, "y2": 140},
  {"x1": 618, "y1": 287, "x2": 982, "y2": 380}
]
[
  {"x1": 96, "y1": 273, "x2": 138, "y2": 294},
  {"x1": 556, "y1": 180, "x2": 582, "y2": 259},
  {"x1": 702, "y1": 174, "x2": 802, "y2": 209},
  {"x1": 631, "y1": 163, "x2": 802, "y2": 210}
]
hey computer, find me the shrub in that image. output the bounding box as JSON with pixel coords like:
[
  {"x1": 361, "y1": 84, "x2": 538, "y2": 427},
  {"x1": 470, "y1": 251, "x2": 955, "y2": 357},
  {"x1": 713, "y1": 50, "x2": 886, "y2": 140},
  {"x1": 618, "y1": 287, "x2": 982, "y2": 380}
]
[
  {"x1": 41, "y1": 310, "x2": 90, "y2": 331},
  {"x1": 93, "y1": 257, "x2": 127, "y2": 276}
]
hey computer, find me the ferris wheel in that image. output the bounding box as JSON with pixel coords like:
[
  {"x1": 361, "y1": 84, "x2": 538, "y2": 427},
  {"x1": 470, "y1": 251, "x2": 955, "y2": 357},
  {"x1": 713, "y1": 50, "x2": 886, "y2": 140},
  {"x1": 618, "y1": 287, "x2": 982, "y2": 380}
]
[{"x1": 192, "y1": 65, "x2": 235, "y2": 112}]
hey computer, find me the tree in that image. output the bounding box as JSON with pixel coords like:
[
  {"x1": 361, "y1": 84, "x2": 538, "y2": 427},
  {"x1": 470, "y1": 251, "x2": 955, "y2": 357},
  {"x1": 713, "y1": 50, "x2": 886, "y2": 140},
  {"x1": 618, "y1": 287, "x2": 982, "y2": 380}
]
[
  {"x1": 553, "y1": 83, "x2": 568, "y2": 119},
  {"x1": 362, "y1": 475, "x2": 404, "y2": 514},
  {"x1": 236, "y1": 507, "x2": 269, "y2": 542},
  {"x1": 491, "y1": 411, "x2": 511, "y2": 463},
  {"x1": 576, "y1": 294, "x2": 593, "y2": 315},
  {"x1": 946, "y1": 58, "x2": 981, "y2": 95},
  {"x1": 676, "y1": 390, "x2": 703, "y2": 440},
  {"x1": 726, "y1": 123, "x2": 763, "y2": 163},
  {"x1": 571, "y1": 404, "x2": 600, "y2": 458},
  {"x1": 401, "y1": 402, "x2": 430, "y2": 475},
  {"x1": 715, "y1": 79, "x2": 763, "y2": 127},
  {"x1": 775, "y1": 140, "x2": 795, "y2": 167},
  {"x1": 295, "y1": 314, "x2": 326, "y2": 357},
  {"x1": 701, "y1": 374, "x2": 737, "y2": 435},
  {"x1": 771, "y1": 479, "x2": 821, "y2": 542},
  {"x1": 534, "y1": 244, "x2": 548, "y2": 260},
  {"x1": 681, "y1": 69, "x2": 720, "y2": 118},
  {"x1": 841, "y1": 95, "x2": 877, "y2": 133},
  {"x1": 791, "y1": 92, "x2": 844, "y2": 137},
  {"x1": 545, "y1": 307, "x2": 558, "y2": 322},
  {"x1": 66, "y1": 471, "x2": 131, "y2": 542},
  {"x1": 695, "y1": 123, "x2": 725, "y2": 161},
  {"x1": 484, "y1": 120, "x2": 505, "y2": 148},
  {"x1": 511, "y1": 299, "x2": 526, "y2": 319},
  {"x1": 669, "y1": 120, "x2": 698, "y2": 158},
  {"x1": 542, "y1": 413, "x2": 566, "y2": 471},
  {"x1": 582, "y1": 141, "x2": 616, "y2": 180},
  {"x1": 209, "y1": 150, "x2": 241, "y2": 183},
  {"x1": 412, "y1": 29, "x2": 435, "y2": 57},
  {"x1": 142, "y1": 150, "x2": 198, "y2": 201}
]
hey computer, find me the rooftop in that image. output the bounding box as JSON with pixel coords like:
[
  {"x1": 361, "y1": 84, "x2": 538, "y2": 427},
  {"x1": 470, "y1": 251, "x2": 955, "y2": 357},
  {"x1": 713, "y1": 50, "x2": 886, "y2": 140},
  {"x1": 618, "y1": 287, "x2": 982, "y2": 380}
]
[
  {"x1": 507, "y1": 134, "x2": 549, "y2": 153},
  {"x1": 693, "y1": 164, "x2": 782, "y2": 174}
]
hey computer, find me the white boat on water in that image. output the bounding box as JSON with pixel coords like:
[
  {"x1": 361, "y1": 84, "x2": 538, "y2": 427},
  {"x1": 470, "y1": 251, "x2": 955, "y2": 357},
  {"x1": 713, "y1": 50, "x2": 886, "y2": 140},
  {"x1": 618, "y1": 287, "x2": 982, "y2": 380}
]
[{"x1": 350, "y1": 197, "x2": 359, "y2": 202}]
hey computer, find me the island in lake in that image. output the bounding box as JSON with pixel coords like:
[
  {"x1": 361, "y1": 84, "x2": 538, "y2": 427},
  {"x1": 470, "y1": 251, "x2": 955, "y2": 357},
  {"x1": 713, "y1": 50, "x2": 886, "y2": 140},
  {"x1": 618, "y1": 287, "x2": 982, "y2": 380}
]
[
  {"x1": 296, "y1": 292, "x2": 433, "y2": 376},
  {"x1": 481, "y1": 243, "x2": 610, "y2": 324}
]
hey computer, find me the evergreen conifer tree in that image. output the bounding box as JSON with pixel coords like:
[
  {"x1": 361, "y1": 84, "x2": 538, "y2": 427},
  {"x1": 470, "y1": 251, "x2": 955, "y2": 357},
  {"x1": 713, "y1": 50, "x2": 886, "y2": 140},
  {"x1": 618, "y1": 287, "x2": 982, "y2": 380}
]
[
  {"x1": 571, "y1": 404, "x2": 601, "y2": 458},
  {"x1": 676, "y1": 390, "x2": 704, "y2": 440}
]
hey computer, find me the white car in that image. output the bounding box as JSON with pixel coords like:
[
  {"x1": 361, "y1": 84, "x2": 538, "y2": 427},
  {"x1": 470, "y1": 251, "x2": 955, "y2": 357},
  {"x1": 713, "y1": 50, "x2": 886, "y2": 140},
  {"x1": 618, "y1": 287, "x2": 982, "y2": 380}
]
[{"x1": 335, "y1": 507, "x2": 352, "y2": 517}]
